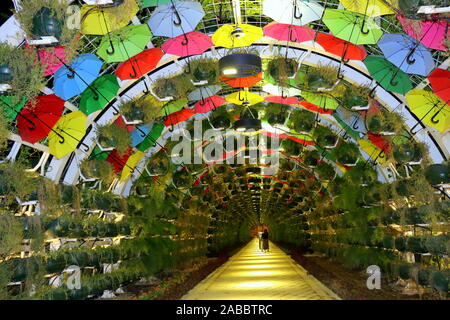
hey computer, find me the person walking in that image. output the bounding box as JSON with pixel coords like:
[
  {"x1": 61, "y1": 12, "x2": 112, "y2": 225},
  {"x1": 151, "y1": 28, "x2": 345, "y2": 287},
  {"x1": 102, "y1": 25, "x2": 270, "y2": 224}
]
[
  {"x1": 261, "y1": 229, "x2": 269, "y2": 253},
  {"x1": 258, "y1": 230, "x2": 263, "y2": 251}
]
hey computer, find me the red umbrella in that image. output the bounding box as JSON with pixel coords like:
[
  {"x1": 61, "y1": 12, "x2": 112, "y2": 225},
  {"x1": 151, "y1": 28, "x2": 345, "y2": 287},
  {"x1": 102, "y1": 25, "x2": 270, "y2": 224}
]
[
  {"x1": 428, "y1": 68, "x2": 450, "y2": 103},
  {"x1": 17, "y1": 94, "x2": 65, "y2": 144},
  {"x1": 263, "y1": 22, "x2": 316, "y2": 43},
  {"x1": 161, "y1": 31, "x2": 213, "y2": 57},
  {"x1": 299, "y1": 100, "x2": 334, "y2": 114},
  {"x1": 37, "y1": 46, "x2": 67, "y2": 76},
  {"x1": 194, "y1": 96, "x2": 225, "y2": 113},
  {"x1": 220, "y1": 72, "x2": 263, "y2": 88},
  {"x1": 106, "y1": 148, "x2": 133, "y2": 174},
  {"x1": 316, "y1": 33, "x2": 367, "y2": 61},
  {"x1": 163, "y1": 108, "x2": 196, "y2": 126},
  {"x1": 265, "y1": 96, "x2": 300, "y2": 105},
  {"x1": 367, "y1": 133, "x2": 393, "y2": 154},
  {"x1": 115, "y1": 47, "x2": 164, "y2": 80}
]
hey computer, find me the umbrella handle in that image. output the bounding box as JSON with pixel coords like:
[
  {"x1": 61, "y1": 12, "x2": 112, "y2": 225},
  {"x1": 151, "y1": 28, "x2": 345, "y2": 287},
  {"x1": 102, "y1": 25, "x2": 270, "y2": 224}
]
[
  {"x1": 129, "y1": 64, "x2": 138, "y2": 78},
  {"x1": 142, "y1": 82, "x2": 150, "y2": 95},
  {"x1": 238, "y1": 91, "x2": 245, "y2": 102},
  {"x1": 289, "y1": 29, "x2": 297, "y2": 42},
  {"x1": 293, "y1": 5, "x2": 302, "y2": 19},
  {"x1": 137, "y1": 126, "x2": 147, "y2": 138},
  {"x1": 173, "y1": 10, "x2": 182, "y2": 26},
  {"x1": 199, "y1": 98, "x2": 206, "y2": 106},
  {"x1": 430, "y1": 109, "x2": 441, "y2": 124},
  {"x1": 169, "y1": 124, "x2": 175, "y2": 132},
  {"x1": 112, "y1": 106, "x2": 120, "y2": 116},
  {"x1": 106, "y1": 41, "x2": 115, "y2": 55},
  {"x1": 409, "y1": 121, "x2": 423, "y2": 136},
  {"x1": 58, "y1": 134, "x2": 65, "y2": 144},
  {"x1": 67, "y1": 68, "x2": 76, "y2": 79},
  {"x1": 181, "y1": 34, "x2": 189, "y2": 46},
  {"x1": 406, "y1": 50, "x2": 416, "y2": 65},
  {"x1": 81, "y1": 142, "x2": 90, "y2": 152},
  {"x1": 369, "y1": 86, "x2": 377, "y2": 98},
  {"x1": 341, "y1": 43, "x2": 350, "y2": 63},
  {"x1": 184, "y1": 62, "x2": 191, "y2": 74},
  {"x1": 361, "y1": 19, "x2": 370, "y2": 35},
  {"x1": 281, "y1": 91, "x2": 288, "y2": 99}
]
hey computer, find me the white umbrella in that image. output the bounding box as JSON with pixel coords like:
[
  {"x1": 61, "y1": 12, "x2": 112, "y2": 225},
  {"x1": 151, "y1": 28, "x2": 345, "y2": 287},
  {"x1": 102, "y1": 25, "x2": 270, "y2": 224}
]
[
  {"x1": 262, "y1": 83, "x2": 301, "y2": 97},
  {"x1": 188, "y1": 85, "x2": 223, "y2": 102},
  {"x1": 263, "y1": 0, "x2": 324, "y2": 26},
  {"x1": 83, "y1": 0, "x2": 114, "y2": 5}
]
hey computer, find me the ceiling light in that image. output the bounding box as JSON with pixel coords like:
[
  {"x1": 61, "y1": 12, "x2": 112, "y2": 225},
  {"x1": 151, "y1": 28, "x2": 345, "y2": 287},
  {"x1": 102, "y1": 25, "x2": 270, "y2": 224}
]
[
  {"x1": 219, "y1": 53, "x2": 262, "y2": 78},
  {"x1": 234, "y1": 119, "x2": 262, "y2": 132}
]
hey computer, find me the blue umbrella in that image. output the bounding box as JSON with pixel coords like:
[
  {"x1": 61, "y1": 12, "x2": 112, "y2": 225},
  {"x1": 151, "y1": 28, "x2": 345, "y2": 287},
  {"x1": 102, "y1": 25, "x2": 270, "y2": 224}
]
[
  {"x1": 131, "y1": 122, "x2": 153, "y2": 147},
  {"x1": 53, "y1": 53, "x2": 103, "y2": 100},
  {"x1": 147, "y1": 1, "x2": 205, "y2": 38},
  {"x1": 377, "y1": 33, "x2": 435, "y2": 77}
]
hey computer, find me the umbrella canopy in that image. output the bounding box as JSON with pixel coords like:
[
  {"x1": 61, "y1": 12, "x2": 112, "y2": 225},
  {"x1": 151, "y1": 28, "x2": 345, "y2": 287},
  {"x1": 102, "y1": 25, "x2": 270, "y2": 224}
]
[
  {"x1": 160, "y1": 98, "x2": 188, "y2": 117},
  {"x1": 107, "y1": 148, "x2": 133, "y2": 173},
  {"x1": 298, "y1": 100, "x2": 334, "y2": 114},
  {"x1": 148, "y1": 1, "x2": 205, "y2": 38},
  {"x1": 139, "y1": 0, "x2": 172, "y2": 8},
  {"x1": 316, "y1": 33, "x2": 367, "y2": 61},
  {"x1": 377, "y1": 33, "x2": 435, "y2": 77},
  {"x1": 363, "y1": 55, "x2": 413, "y2": 95},
  {"x1": 136, "y1": 122, "x2": 165, "y2": 151},
  {"x1": 358, "y1": 139, "x2": 387, "y2": 164},
  {"x1": 339, "y1": 0, "x2": 395, "y2": 17},
  {"x1": 120, "y1": 150, "x2": 145, "y2": 181},
  {"x1": 194, "y1": 96, "x2": 226, "y2": 114},
  {"x1": 220, "y1": 73, "x2": 263, "y2": 88},
  {"x1": 262, "y1": 83, "x2": 301, "y2": 97},
  {"x1": 79, "y1": 74, "x2": 120, "y2": 115},
  {"x1": 263, "y1": 22, "x2": 316, "y2": 43},
  {"x1": 263, "y1": 0, "x2": 324, "y2": 26},
  {"x1": 397, "y1": 14, "x2": 449, "y2": 51},
  {"x1": 264, "y1": 96, "x2": 301, "y2": 106},
  {"x1": 37, "y1": 46, "x2": 67, "y2": 76},
  {"x1": 115, "y1": 47, "x2": 164, "y2": 80},
  {"x1": 0, "y1": 96, "x2": 27, "y2": 122},
  {"x1": 428, "y1": 68, "x2": 450, "y2": 103},
  {"x1": 405, "y1": 89, "x2": 450, "y2": 133},
  {"x1": 48, "y1": 111, "x2": 87, "y2": 159},
  {"x1": 161, "y1": 31, "x2": 213, "y2": 57},
  {"x1": 188, "y1": 85, "x2": 222, "y2": 102},
  {"x1": 17, "y1": 94, "x2": 65, "y2": 144},
  {"x1": 322, "y1": 9, "x2": 383, "y2": 45},
  {"x1": 97, "y1": 24, "x2": 152, "y2": 63},
  {"x1": 226, "y1": 91, "x2": 264, "y2": 106},
  {"x1": 163, "y1": 108, "x2": 196, "y2": 126},
  {"x1": 131, "y1": 122, "x2": 152, "y2": 147},
  {"x1": 212, "y1": 24, "x2": 263, "y2": 48},
  {"x1": 80, "y1": 0, "x2": 140, "y2": 35},
  {"x1": 301, "y1": 92, "x2": 339, "y2": 110},
  {"x1": 53, "y1": 53, "x2": 103, "y2": 100}
]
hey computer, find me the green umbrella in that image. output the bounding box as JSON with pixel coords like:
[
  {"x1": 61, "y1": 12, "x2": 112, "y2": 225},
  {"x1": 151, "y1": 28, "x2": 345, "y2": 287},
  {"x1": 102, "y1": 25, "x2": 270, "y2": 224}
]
[
  {"x1": 159, "y1": 98, "x2": 188, "y2": 117},
  {"x1": 97, "y1": 24, "x2": 152, "y2": 63},
  {"x1": 301, "y1": 92, "x2": 339, "y2": 110},
  {"x1": 0, "y1": 96, "x2": 27, "y2": 121},
  {"x1": 322, "y1": 9, "x2": 383, "y2": 45},
  {"x1": 139, "y1": 0, "x2": 172, "y2": 8},
  {"x1": 137, "y1": 122, "x2": 165, "y2": 152},
  {"x1": 79, "y1": 75, "x2": 120, "y2": 115},
  {"x1": 363, "y1": 55, "x2": 413, "y2": 95}
]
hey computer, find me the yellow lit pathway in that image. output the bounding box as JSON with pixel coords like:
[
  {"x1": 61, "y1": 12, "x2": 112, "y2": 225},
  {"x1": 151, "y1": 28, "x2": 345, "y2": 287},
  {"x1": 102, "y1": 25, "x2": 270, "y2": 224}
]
[{"x1": 182, "y1": 238, "x2": 340, "y2": 300}]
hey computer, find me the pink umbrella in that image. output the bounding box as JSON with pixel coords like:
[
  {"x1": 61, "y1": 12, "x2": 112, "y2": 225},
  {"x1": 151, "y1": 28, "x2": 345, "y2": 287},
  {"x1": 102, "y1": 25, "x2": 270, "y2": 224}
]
[
  {"x1": 397, "y1": 14, "x2": 449, "y2": 51},
  {"x1": 161, "y1": 31, "x2": 213, "y2": 57},
  {"x1": 264, "y1": 96, "x2": 300, "y2": 105},
  {"x1": 263, "y1": 22, "x2": 316, "y2": 43},
  {"x1": 194, "y1": 96, "x2": 225, "y2": 114},
  {"x1": 37, "y1": 46, "x2": 67, "y2": 76}
]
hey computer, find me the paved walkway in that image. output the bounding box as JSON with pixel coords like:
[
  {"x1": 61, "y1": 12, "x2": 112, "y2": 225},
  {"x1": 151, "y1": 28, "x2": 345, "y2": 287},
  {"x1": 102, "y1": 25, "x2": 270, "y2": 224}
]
[{"x1": 182, "y1": 238, "x2": 340, "y2": 300}]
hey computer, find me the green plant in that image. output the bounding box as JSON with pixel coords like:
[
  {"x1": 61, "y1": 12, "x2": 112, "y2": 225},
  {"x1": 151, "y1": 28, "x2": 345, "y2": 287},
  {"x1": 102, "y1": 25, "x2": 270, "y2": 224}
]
[
  {"x1": 0, "y1": 109, "x2": 10, "y2": 152},
  {"x1": 96, "y1": 123, "x2": 131, "y2": 156},
  {"x1": 120, "y1": 96, "x2": 161, "y2": 123},
  {"x1": 152, "y1": 74, "x2": 194, "y2": 99},
  {"x1": 290, "y1": 109, "x2": 316, "y2": 133},
  {"x1": 262, "y1": 102, "x2": 286, "y2": 126},
  {"x1": 315, "y1": 162, "x2": 336, "y2": 181},
  {"x1": 0, "y1": 161, "x2": 36, "y2": 205},
  {"x1": 267, "y1": 57, "x2": 298, "y2": 85},
  {"x1": 344, "y1": 162, "x2": 378, "y2": 185},
  {"x1": 366, "y1": 109, "x2": 404, "y2": 134},
  {"x1": 305, "y1": 64, "x2": 340, "y2": 91},
  {"x1": 188, "y1": 58, "x2": 219, "y2": 83},
  {"x1": 80, "y1": 159, "x2": 115, "y2": 183},
  {"x1": 332, "y1": 140, "x2": 360, "y2": 166},
  {"x1": 392, "y1": 141, "x2": 426, "y2": 164},
  {"x1": 342, "y1": 84, "x2": 370, "y2": 108},
  {"x1": 313, "y1": 125, "x2": 337, "y2": 148}
]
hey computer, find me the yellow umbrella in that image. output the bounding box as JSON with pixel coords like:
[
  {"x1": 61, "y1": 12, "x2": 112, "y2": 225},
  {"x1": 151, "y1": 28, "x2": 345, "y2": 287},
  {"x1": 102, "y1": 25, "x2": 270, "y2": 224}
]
[
  {"x1": 405, "y1": 89, "x2": 450, "y2": 133},
  {"x1": 49, "y1": 111, "x2": 87, "y2": 159},
  {"x1": 358, "y1": 139, "x2": 387, "y2": 164},
  {"x1": 339, "y1": 0, "x2": 396, "y2": 17},
  {"x1": 226, "y1": 91, "x2": 264, "y2": 106},
  {"x1": 120, "y1": 150, "x2": 145, "y2": 181},
  {"x1": 80, "y1": 0, "x2": 140, "y2": 35},
  {"x1": 212, "y1": 24, "x2": 263, "y2": 48}
]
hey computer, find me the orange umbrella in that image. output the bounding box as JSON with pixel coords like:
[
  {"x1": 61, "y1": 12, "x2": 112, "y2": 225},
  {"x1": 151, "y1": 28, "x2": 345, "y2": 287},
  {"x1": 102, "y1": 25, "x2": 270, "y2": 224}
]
[
  {"x1": 316, "y1": 32, "x2": 367, "y2": 61},
  {"x1": 115, "y1": 47, "x2": 164, "y2": 80},
  {"x1": 220, "y1": 72, "x2": 263, "y2": 88}
]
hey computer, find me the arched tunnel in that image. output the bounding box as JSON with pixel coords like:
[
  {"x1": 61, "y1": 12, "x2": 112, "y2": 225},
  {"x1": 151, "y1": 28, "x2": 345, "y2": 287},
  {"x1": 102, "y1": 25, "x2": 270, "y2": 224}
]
[{"x1": 0, "y1": 0, "x2": 448, "y2": 303}]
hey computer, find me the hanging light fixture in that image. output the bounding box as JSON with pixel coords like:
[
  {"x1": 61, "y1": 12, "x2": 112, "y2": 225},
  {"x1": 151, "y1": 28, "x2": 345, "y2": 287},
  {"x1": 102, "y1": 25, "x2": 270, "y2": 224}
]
[{"x1": 219, "y1": 53, "x2": 262, "y2": 78}]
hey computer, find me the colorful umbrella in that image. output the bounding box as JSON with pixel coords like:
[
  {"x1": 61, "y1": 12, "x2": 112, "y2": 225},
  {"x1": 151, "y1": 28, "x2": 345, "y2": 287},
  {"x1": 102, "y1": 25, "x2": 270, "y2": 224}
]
[
  {"x1": 339, "y1": 0, "x2": 395, "y2": 17},
  {"x1": 36, "y1": 46, "x2": 67, "y2": 76},
  {"x1": 262, "y1": 83, "x2": 301, "y2": 97},
  {"x1": 220, "y1": 73, "x2": 263, "y2": 88},
  {"x1": 79, "y1": 74, "x2": 120, "y2": 115},
  {"x1": 226, "y1": 91, "x2": 264, "y2": 106},
  {"x1": 17, "y1": 94, "x2": 65, "y2": 144},
  {"x1": 136, "y1": 122, "x2": 165, "y2": 151},
  {"x1": 212, "y1": 24, "x2": 263, "y2": 49},
  {"x1": 107, "y1": 148, "x2": 133, "y2": 173},
  {"x1": 53, "y1": 53, "x2": 103, "y2": 100},
  {"x1": 264, "y1": 96, "x2": 301, "y2": 106},
  {"x1": 115, "y1": 47, "x2": 164, "y2": 80},
  {"x1": 322, "y1": 9, "x2": 383, "y2": 45},
  {"x1": 97, "y1": 24, "x2": 152, "y2": 63},
  {"x1": 131, "y1": 123, "x2": 152, "y2": 147},
  {"x1": 263, "y1": 22, "x2": 316, "y2": 43},
  {"x1": 80, "y1": 0, "x2": 140, "y2": 35},
  {"x1": 163, "y1": 108, "x2": 196, "y2": 126},
  {"x1": 405, "y1": 89, "x2": 450, "y2": 133},
  {"x1": 120, "y1": 150, "x2": 145, "y2": 181},
  {"x1": 160, "y1": 98, "x2": 188, "y2": 117},
  {"x1": 301, "y1": 92, "x2": 339, "y2": 110},
  {"x1": 428, "y1": 68, "x2": 450, "y2": 103},
  {"x1": 0, "y1": 96, "x2": 27, "y2": 121},
  {"x1": 397, "y1": 14, "x2": 450, "y2": 51},
  {"x1": 316, "y1": 33, "x2": 367, "y2": 61},
  {"x1": 188, "y1": 85, "x2": 222, "y2": 102},
  {"x1": 298, "y1": 100, "x2": 334, "y2": 114},
  {"x1": 48, "y1": 111, "x2": 87, "y2": 159},
  {"x1": 194, "y1": 96, "x2": 226, "y2": 114},
  {"x1": 139, "y1": 0, "x2": 172, "y2": 8},
  {"x1": 147, "y1": 1, "x2": 205, "y2": 38},
  {"x1": 263, "y1": 0, "x2": 324, "y2": 26},
  {"x1": 358, "y1": 139, "x2": 387, "y2": 164},
  {"x1": 377, "y1": 33, "x2": 435, "y2": 77},
  {"x1": 363, "y1": 55, "x2": 413, "y2": 95},
  {"x1": 161, "y1": 31, "x2": 212, "y2": 57}
]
